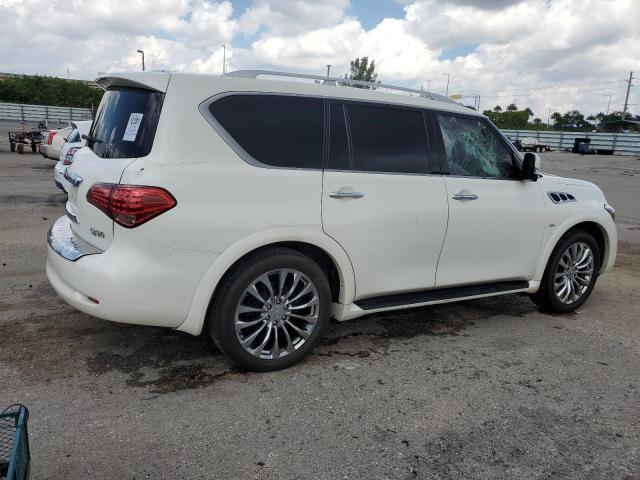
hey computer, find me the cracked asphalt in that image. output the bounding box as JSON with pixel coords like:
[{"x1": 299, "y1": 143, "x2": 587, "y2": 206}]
[{"x1": 1, "y1": 149, "x2": 639, "y2": 479}]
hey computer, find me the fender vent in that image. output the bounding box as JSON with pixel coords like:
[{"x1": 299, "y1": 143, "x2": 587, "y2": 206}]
[{"x1": 548, "y1": 191, "x2": 576, "y2": 204}]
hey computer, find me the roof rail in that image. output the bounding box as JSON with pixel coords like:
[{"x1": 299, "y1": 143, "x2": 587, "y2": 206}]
[{"x1": 224, "y1": 70, "x2": 458, "y2": 105}]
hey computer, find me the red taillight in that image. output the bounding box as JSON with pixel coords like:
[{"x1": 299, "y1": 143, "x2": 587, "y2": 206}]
[
  {"x1": 86, "y1": 183, "x2": 176, "y2": 228},
  {"x1": 63, "y1": 147, "x2": 79, "y2": 165},
  {"x1": 47, "y1": 132, "x2": 57, "y2": 145}
]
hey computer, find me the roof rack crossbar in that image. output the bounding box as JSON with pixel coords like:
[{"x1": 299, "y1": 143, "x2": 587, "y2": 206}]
[{"x1": 223, "y1": 70, "x2": 457, "y2": 104}]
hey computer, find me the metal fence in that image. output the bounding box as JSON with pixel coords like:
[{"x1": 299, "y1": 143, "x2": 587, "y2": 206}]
[
  {"x1": 502, "y1": 129, "x2": 640, "y2": 156},
  {"x1": 0, "y1": 102, "x2": 92, "y2": 124}
]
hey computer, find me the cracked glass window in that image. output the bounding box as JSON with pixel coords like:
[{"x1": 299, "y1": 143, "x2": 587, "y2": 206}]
[{"x1": 437, "y1": 114, "x2": 515, "y2": 178}]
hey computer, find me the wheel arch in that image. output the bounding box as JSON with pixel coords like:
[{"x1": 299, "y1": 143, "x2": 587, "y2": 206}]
[
  {"x1": 176, "y1": 228, "x2": 356, "y2": 336},
  {"x1": 533, "y1": 214, "x2": 615, "y2": 282}
]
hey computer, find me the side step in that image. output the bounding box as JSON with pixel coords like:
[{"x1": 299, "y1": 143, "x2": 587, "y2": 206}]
[{"x1": 355, "y1": 280, "x2": 529, "y2": 311}]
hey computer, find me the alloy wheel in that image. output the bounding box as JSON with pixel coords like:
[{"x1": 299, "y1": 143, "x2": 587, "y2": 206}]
[
  {"x1": 553, "y1": 241, "x2": 595, "y2": 304},
  {"x1": 234, "y1": 269, "x2": 320, "y2": 359}
]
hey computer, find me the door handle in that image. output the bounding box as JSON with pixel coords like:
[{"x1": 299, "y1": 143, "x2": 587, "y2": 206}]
[
  {"x1": 329, "y1": 191, "x2": 364, "y2": 199},
  {"x1": 452, "y1": 193, "x2": 478, "y2": 201}
]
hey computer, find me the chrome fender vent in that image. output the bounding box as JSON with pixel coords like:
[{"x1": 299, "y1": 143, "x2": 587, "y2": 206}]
[{"x1": 548, "y1": 191, "x2": 576, "y2": 204}]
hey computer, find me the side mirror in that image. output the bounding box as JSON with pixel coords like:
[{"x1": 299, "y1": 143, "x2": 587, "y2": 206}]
[{"x1": 521, "y1": 152, "x2": 540, "y2": 180}]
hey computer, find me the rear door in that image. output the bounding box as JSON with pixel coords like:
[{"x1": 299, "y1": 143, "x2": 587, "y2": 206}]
[
  {"x1": 431, "y1": 112, "x2": 546, "y2": 286},
  {"x1": 322, "y1": 101, "x2": 448, "y2": 300},
  {"x1": 65, "y1": 86, "x2": 165, "y2": 250}
]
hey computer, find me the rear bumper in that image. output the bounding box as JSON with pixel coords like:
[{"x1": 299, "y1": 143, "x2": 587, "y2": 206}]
[
  {"x1": 53, "y1": 161, "x2": 69, "y2": 193},
  {"x1": 46, "y1": 216, "x2": 218, "y2": 329}
]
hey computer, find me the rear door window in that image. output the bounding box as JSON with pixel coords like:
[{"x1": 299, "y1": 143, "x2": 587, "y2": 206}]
[
  {"x1": 88, "y1": 87, "x2": 164, "y2": 159},
  {"x1": 346, "y1": 104, "x2": 429, "y2": 174},
  {"x1": 209, "y1": 94, "x2": 324, "y2": 169}
]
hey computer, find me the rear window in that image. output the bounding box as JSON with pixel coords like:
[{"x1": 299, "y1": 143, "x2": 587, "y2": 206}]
[
  {"x1": 208, "y1": 94, "x2": 324, "y2": 169},
  {"x1": 88, "y1": 87, "x2": 164, "y2": 159}
]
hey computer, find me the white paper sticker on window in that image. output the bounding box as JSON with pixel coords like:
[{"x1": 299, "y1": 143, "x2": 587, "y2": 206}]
[{"x1": 122, "y1": 113, "x2": 144, "y2": 142}]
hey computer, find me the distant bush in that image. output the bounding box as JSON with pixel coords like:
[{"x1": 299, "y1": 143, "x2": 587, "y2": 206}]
[{"x1": 0, "y1": 75, "x2": 103, "y2": 109}]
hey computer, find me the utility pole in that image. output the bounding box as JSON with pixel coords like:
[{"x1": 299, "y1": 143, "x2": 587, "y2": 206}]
[
  {"x1": 603, "y1": 94, "x2": 612, "y2": 115},
  {"x1": 427, "y1": 79, "x2": 430, "y2": 93},
  {"x1": 222, "y1": 44, "x2": 226, "y2": 74},
  {"x1": 443, "y1": 73, "x2": 450, "y2": 96},
  {"x1": 547, "y1": 108, "x2": 551, "y2": 128},
  {"x1": 621, "y1": 71, "x2": 634, "y2": 120},
  {"x1": 326, "y1": 65, "x2": 331, "y2": 78},
  {"x1": 137, "y1": 50, "x2": 145, "y2": 71}
]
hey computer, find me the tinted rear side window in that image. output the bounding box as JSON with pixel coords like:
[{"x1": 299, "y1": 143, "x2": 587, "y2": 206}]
[
  {"x1": 89, "y1": 87, "x2": 164, "y2": 159},
  {"x1": 209, "y1": 95, "x2": 324, "y2": 169},
  {"x1": 347, "y1": 104, "x2": 429, "y2": 174}
]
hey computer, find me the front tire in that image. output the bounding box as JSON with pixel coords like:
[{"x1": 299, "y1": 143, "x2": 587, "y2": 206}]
[
  {"x1": 531, "y1": 230, "x2": 601, "y2": 313},
  {"x1": 208, "y1": 247, "x2": 331, "y2": 372}
]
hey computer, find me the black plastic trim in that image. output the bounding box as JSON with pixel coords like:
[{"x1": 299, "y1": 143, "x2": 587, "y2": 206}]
[{"x1": 355, "y1": 280, "x2": 529, "y2": 310}]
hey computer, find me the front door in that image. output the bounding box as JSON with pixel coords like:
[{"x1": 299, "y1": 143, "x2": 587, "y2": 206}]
[
  {"x1": 432, "y1": 112, "x2": 546, "y2": 287},
  {"x1": 321, "y1": 101, "x2": 449, "y2": 300}
]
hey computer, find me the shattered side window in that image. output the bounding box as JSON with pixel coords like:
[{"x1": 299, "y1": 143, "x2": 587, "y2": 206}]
[{"x1": 437, "y1": 114, "x2": 515, "y2": 179}]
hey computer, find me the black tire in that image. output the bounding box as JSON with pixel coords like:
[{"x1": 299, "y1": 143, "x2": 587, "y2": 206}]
[
  {"x1": 31, "y1": 143, "x2": 37, "y2": 152},
  {"x1": 10, "y1": 142, "x2": 15, "y2": 152},
  {"x1": 17, "y1": 144, "x2": 24, "y2": 154},
  {"x1": 540, "y1": 146, "x2": 546, "y2": 152},
  {"x1": 531, "y1": 230, "x2": 601, "y2": 313},
  {"x1": 208, "y1": 247, "x2": 331, "y2": 372}
]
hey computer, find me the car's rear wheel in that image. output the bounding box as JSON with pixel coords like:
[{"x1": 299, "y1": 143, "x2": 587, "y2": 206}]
[
  {"x1": 531, "y1": 230, "x2": 601, "y2": 313},
  {"x1": 208, "y1": 247, "x2": 331, "y2": 371}
]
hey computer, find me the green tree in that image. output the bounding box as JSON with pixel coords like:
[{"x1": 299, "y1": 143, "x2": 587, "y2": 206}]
[
  {"x1": 550, "y1": 110, "x2": 593, "y2": 131},
  {"x1": 346, "y1": 57, "x2": 378, "y2": 88},
  {"x1": 483, "y1": 105, "x2": 534, "y2": 129},
  {"x1": 0, "y1": 75, "x2": 103, "y2": 108}
]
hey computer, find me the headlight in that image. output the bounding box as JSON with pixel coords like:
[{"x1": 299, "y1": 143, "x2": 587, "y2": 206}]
[{"x1": 604, "y1": 204, "x2": 615, "y2": 220}]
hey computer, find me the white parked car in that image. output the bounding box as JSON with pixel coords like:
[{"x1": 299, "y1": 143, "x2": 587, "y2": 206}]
[
  {"x1": 41, "y1": 126, "x2": 72, "y2": 160},
  {"x1": 46, "y1": 71, "x2": 617, "y2": 371},
  {"x1": 54, "y1": 121, "x2": 92, "y2": 193}
]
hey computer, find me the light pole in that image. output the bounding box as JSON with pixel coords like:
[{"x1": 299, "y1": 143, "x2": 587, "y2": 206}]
[
  {"x1": 443, "y1": 73, "x2": 450, "y2": 97},
  {"x1": 326, "y1": 65, "x2": 331, "y2": 78},
  {"x1": 136, "y1": 50, "x2": 145, "y2": 71},
  {"x1": 603, "y1": 94, "x2": 612, "y2": 115}
]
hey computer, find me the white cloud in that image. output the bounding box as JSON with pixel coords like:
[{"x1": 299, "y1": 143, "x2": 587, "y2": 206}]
[{"x1": 0, "y1": 0, "x2": 638, "y2": 118}]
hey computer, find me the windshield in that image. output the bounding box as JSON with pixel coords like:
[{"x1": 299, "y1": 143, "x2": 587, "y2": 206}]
[{"x1": 88, "y1": 87, "x2": 164, "y2": 159}]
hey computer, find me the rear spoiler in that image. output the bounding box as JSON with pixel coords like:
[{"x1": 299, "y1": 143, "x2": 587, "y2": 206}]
[{"x1": 95, "y1": 72, "x2": 171, "y2": 93}]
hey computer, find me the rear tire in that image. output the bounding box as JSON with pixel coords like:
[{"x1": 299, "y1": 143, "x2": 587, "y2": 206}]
[
  {"x1": 10, "y1": 142, "x2": 15, "y2": 152},
  {"x1": 207, "y1": 247, "x2": 331, "y2": 372},
  {"x1": 531, "y1": 230, "x2": 601, "y2": 313}
]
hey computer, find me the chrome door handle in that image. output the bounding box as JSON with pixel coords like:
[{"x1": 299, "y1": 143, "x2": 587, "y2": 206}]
[
  {"x1": 452, "y1": 193, "x2": 478, "y2": 200},
  {"x1": 329, "y1": 191, "x2": 364, "y2": 199}
]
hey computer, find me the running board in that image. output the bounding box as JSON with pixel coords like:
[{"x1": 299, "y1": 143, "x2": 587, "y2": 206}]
[{"x1": 355, "y1": 280, "x2": 529, "y2": 311}]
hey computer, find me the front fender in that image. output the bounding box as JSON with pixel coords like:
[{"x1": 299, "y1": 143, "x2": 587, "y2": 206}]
[
  {"x1": 532, "y1": 210, "x2": 617, "y2": 282},
  {"x1": 176, "y1": 227, "x2": 356, "y2": 335}
]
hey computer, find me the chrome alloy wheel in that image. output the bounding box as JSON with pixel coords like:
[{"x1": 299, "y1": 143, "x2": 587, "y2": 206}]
[
  {"x1": 234, "y1": 269, "x2": 320, "y2": 360},
  {"x1": 553, "y1": 241, "x2": 595, "y2": 304}
]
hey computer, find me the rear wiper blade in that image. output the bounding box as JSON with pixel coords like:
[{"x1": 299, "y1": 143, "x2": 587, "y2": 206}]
[{"x1": 82, "y1": 133, "x2": 103, "y2": 144}]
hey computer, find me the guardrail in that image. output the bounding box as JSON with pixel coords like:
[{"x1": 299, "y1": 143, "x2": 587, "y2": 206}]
[
  {"x1": 0, "y1": 102, "x2": 92, "y2": 124},
  {"x1": 502, "y1": 129, "x2": 640, "y2": 156}
]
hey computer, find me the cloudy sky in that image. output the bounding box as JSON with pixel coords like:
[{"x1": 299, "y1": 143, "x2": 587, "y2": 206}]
[{"x1": 1, "y1": 0, "x2": 638, "y2": 118}]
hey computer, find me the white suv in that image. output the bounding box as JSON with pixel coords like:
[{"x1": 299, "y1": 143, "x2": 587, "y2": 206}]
[{"x1": 46, "y1": 70, "x2": 617, "y2": 371}]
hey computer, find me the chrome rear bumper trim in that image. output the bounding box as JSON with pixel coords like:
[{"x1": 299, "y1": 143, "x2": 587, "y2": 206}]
[{"x1": 48, "y1": 216, "x2": 103, "y2": 261}]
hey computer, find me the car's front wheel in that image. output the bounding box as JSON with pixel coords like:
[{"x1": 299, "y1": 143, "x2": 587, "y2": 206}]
[
  {"x1": 208, "y1": 247, "x2": 331, "y2": 371},
  {"x1": 531, "y1": 230, "x2": 601, "y2": 313}
]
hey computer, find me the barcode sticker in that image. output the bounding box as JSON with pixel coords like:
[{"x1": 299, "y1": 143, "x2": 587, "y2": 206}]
[{"x1": 122, "y1": 113, "x2": 144, "y2": 142}]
